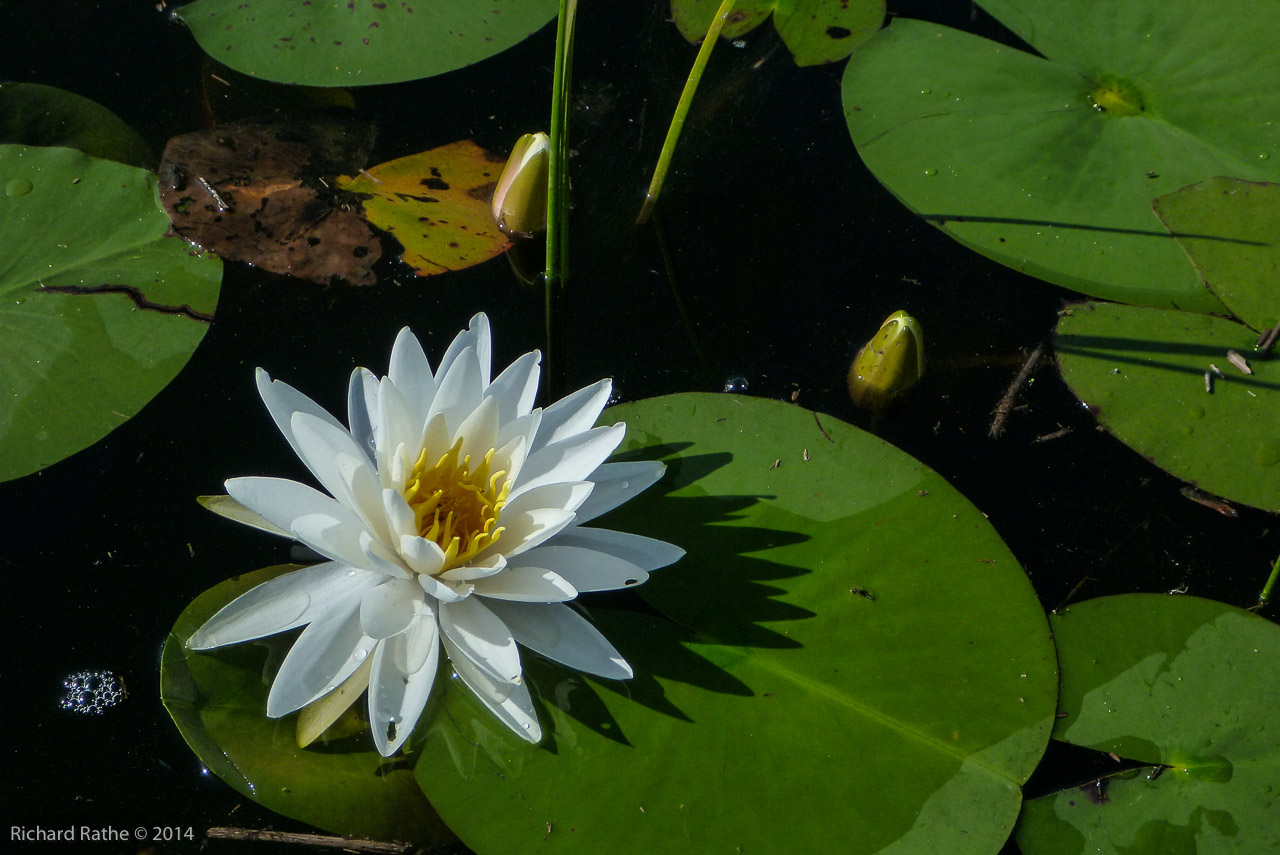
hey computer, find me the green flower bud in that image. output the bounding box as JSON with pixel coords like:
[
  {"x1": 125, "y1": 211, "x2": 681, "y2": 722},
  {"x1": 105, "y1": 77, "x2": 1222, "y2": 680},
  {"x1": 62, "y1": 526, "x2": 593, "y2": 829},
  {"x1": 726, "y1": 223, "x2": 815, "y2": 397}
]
[
  {"x1": 491, "y1": 132, "x2": 549, "y2": 238},
  {"x1": 847, "y1": 311, "x2": 925, "y2": 412}
]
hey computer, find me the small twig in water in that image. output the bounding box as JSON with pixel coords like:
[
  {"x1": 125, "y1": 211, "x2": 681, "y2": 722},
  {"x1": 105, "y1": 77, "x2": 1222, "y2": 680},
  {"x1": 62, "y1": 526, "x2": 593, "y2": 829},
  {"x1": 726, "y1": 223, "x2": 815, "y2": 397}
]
[{"x1": 989, "y1": 342, "x2": 1046, "y2": 439}]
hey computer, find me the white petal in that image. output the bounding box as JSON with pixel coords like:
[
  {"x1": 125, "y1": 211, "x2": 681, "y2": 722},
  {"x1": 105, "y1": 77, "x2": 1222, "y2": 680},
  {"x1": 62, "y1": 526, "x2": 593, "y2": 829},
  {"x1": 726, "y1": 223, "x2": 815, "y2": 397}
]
[
  {"x1": 439, "y1": 597, "x2": 522, "y2": 685},
  {"x1": 472, "y1": 566, "x2": 578, "y2": 602},
  {"x1": 532, "y1": 378, "x2": 611, "y2": 453},
  {"x1": 381, "y1": 488, "x2": 417, "y2": 541},
  {"x1": 444, "y1": 632, "x2": 542, "y2": 742},
  {"x1": 491, "y1": 432, "x2": 530, "y2": 494},
  {"x1": 266, "y1": 600, "x2": 377, "y2": 717},
  {"x1": 574, "y1": 460, "x2": 666, "y2": 525},
  {"x1": 357, "y1": 530, "x2": 414, "y2": 579},
  {"x1": 440, "y1": 553, "x2": 506, "y2": 582},
  {"x1": 332, "y1": 451, "x2": 391, "y2": 544},
  {"x1": 427, "y1": 345, "x2": 483, "y2": 437},
  {"x1": 198, "y1": 494, "x2": 293, "y2": 538},
  {"x1": 551, "y1": 527, "x2": 685, "y2": 571},
  {"x1": 188, "y1": 562, "x2": 377, "y2": 649},
  {"x1": 399, "y1": 534, "x2": 446, "y2": 576},
  {"x1": 388, "y1": 327, "x2": 437, "y2": 427},
  {"x1": 346, "y1": 367, "x2": 379, "y2": 465},
  {"x1": 360, "y1": 577, "x2": 423, "y2": 639},
  {"x1": 290, "y1": 513, "x2": 383, "y2": 574},
  {"x1": 419, "y1": 572, "x2": 473, "y2": 603},
  {"x1": 255, "y1": 369, "x2": 349, "y2": 482},
  {"x1": 225, "y1": 476, "x2": 362, "y2": 543},
  {"x1": 438, "y1": 313, "x2": 491, "y2": 387},
  {"x1": 488, "y1": 507, "x2": 577, "y2": 559},
  {"x1": 289, "y1": 411, "x2": 379, "y2": 510},
  {"x1": 507, "y1": 544, "x2": 648, "y2": 592},
  {"x1": 486, "y1": 600, "x2": 632, "y2": 680},
  {"x1": 375, "y1": 376, "x2": 417, "y2": 477},
  {"x1": 455, "y1": 394, "x2": 499, "y2": 466},
  {"x1": 509, "y1": 423, "x2": 625, "y2": 502},
  {"x1": 503, "y1": 480, "x2": 594, "y2": 517},
  {"x1": 370, "y1": 615, "x2": 441, "y2": 756},
  {"x1": 486, "y1": 350, "x2": 541, "y2": 422}
]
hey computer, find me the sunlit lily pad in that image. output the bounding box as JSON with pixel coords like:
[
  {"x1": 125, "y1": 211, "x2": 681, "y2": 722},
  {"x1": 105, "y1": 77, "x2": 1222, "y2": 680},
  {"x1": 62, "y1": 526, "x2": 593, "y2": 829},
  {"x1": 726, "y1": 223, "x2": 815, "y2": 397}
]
[
  {"x1": 160, "y1": 564, "x2": 456, "y2": 845},
  {"x1": 1016, "y1": 594, "x2": 1280, "y2": 855},
  {"x1": 841, "y1": 0, "x2": 1280, "y2": 311},
  {"x1": 671, "y1": 0, "x2": 884, "y2": 65},
  {"x1": 1154, "y1": 177, "x2": 1280, "y2": 332},
  {"x1": 0, "y1": 83, "x2": 152, "y2": 168},
  {"x1": 414, "y1": 393, "x2": 1057, "y2": 855},
  {"x1": 336, "y1": 140, "x2": 511, "y2": 278},
  {"x1": 159, "y1": 116, "x2": 381, "y2": 285},
  {"x1": 0, "y1": 144, "x2": 221, "y2": 483},
  {"x1": 174, "y1": 0, "x2": 558, "y2": 87},
  {"x1": 1055, "y1": 302, "x2": 1280, "y2": 512}
]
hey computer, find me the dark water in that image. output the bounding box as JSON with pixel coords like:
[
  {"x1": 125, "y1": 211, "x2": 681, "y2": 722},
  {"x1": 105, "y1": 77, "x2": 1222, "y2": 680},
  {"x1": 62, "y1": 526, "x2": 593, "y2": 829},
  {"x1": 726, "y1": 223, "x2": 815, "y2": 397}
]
[{"x1": 2, "y1": 2, "x2": 1275, "y2": 853}]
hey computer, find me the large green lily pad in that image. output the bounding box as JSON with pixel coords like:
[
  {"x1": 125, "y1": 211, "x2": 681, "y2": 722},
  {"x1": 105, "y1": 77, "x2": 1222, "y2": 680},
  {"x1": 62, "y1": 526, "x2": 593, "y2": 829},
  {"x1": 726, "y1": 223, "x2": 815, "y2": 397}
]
[
  {"x1": 174, "y1": 0, "x2": 558, "y2": 87},
  {"x1": 1016, "y1": 594, "x2": 1280, "y2": 855},
  {"x1": 161, "y1": 564, "x2": 455, "y2": 845},
  {"x1": 841, "y1": 0, "x2": 1280, "y2": 311},
  {"x1": 0, "y1": 83, "x2": 152, "y2": 168},
  {"x1": 1154, "y1": 177, "x2": 1280, "y2": 333},
  {"x1": 1055, "y1": 302, "x2": 1280, "y2": 512},
  {"x1": 671, "y1": 0, "x2": 884, "y2": 66},
  {"x1": 0, "y1": 145, "x2": 221, "y2": 483},
  {"x1": 415, "y1": 393, "x2": 1057, "y2": 855}
]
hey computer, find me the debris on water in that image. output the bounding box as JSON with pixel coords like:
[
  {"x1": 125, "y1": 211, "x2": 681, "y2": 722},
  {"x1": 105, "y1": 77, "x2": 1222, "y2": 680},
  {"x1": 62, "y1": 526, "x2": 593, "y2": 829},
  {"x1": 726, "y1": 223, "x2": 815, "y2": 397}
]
[{"x1": 59, "y1": 670, "x2": 128, "y2": 714}]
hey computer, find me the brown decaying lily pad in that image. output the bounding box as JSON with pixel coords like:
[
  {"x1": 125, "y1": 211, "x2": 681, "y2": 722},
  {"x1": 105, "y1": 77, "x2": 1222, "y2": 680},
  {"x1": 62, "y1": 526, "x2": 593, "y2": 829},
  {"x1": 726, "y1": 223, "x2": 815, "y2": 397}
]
[{"x1": 159, "y1": 116, "x2": 381, "y2": 285}]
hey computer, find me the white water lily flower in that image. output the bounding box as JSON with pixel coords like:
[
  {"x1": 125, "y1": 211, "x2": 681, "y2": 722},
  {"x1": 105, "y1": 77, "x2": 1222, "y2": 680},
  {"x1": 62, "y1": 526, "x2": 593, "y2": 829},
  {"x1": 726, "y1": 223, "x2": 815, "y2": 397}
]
[{"x1": 188, "y1": 313, "x2": 682, "y2": 755}]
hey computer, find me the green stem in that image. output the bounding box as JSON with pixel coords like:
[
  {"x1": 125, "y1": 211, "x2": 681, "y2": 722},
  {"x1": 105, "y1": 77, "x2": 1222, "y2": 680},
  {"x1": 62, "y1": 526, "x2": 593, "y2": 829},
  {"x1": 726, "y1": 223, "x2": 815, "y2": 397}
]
[
  {"x1": 636, "y1": 0, "x2": 736, "y2": 225},
  {"x1": 1259, "y1": 552, "x2": 1280, "y2": 608},
  {"x1": 544, "y1": 0, "x2": 577, "y2": 400}
]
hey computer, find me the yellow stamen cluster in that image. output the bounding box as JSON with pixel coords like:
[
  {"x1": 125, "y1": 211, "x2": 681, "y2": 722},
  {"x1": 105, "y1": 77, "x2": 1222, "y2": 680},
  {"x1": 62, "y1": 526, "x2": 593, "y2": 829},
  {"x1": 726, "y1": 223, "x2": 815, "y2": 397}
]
[{"x1": 403, "y1": 439, "x2": 509, "y2": 571}]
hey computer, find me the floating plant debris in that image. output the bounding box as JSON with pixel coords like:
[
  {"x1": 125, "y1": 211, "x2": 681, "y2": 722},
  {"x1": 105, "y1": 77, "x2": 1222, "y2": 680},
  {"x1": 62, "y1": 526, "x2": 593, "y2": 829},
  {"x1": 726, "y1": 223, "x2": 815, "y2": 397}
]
[{"x1": 159, "y1": 115, "x2": 381, "y2": 285}]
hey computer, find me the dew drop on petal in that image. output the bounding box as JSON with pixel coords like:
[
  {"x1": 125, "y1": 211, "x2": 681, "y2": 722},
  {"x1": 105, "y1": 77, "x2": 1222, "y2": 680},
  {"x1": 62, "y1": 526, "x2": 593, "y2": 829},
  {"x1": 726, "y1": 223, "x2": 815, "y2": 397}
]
[{"x1": 352, "y1": 648, "x2": 368, "y2": 662}]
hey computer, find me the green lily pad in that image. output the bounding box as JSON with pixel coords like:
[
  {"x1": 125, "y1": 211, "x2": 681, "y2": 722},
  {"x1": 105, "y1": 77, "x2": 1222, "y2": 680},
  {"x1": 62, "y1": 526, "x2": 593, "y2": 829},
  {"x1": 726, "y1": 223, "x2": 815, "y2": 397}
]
[
  {"x1": 1154, "y1": 177, "x2": 1280, "y2": 332},
  {"x1": 0, "y1": 83, "x2": 152, "y2": 168},
  {"x1": 0, "y1": 145, "x2": 221, "y2": 483},
  {"x1": 174, "y1": 0, "x2": 558, "y2": 87},
  {"x1": 1055, "y1": 302, "x2": 1280, "y2": 512},
  {"x1": 841, "y1": 0, "x2": 1280, "y2": 311},
  {"x1": 414, "y1": 393, "x2": 1057, "y2": 855},
  {"x1": 671, "y1": 0, "x2": 884, "y2": 66},
  {"x1": 161, "y1": 564, "x2": 456, "y2": 845},
  {"x1": 1015, "y1": 594, "x2": 1280, "y2": 855}
]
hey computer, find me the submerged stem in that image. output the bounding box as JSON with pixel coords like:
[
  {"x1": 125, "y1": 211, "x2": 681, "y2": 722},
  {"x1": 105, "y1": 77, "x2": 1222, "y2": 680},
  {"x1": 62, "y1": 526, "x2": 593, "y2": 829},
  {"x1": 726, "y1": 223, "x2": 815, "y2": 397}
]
[{"x1": 636, "y1": 0, "x2": 736, "y2": 225}]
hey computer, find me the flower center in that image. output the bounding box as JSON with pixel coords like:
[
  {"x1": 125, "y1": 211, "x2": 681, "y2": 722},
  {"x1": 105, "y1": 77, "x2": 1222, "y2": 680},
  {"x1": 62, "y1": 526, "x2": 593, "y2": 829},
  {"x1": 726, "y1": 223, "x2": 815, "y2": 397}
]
[{"x1": 403, "y1": 439, "x2": 509, "y2": 570}]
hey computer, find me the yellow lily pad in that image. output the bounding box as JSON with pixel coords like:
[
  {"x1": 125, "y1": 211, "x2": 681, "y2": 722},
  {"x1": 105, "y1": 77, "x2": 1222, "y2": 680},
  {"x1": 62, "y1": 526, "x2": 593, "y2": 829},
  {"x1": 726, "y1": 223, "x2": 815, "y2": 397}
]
[{"x1": 337, "y1": 140, "x2": 511, "y2": 278}]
